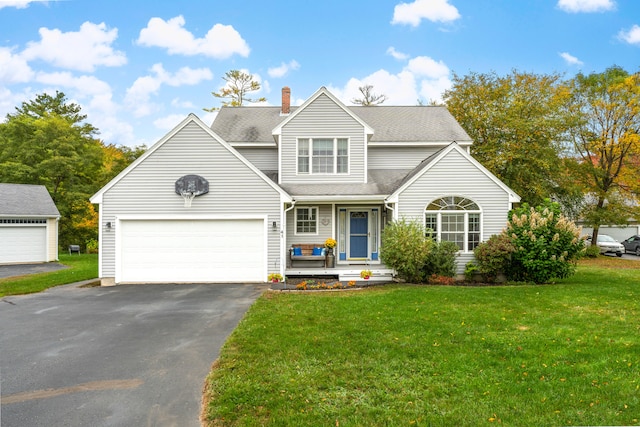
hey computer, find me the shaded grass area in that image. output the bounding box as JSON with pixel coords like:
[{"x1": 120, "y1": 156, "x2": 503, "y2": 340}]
[
  {"x1": 0, "y1": 254, "x2": 98, "y2": 297},
  {"x1": 204, "y1": 258, "x2": 640, "y2": 426}
]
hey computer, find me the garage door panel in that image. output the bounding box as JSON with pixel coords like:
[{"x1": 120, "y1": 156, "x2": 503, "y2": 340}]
[
  {"x1": 119, "y1": 219, "x2": 265, "y2": 283},
  {"x1": 0, "y1": 227, "x2": 47, "y2": 263}
]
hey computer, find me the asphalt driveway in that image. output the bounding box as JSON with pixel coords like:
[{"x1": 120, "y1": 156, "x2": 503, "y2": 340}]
[{"x1": 0, "y1": 282, "x2": 266, "y2": 427}]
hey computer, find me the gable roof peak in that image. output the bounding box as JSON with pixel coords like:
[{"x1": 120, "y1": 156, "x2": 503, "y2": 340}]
[{"x1": 272, "y1": 86, "x2": 374, "y2": 136}]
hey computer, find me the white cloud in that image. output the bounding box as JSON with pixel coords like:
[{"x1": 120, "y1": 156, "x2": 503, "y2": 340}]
[
  {"x1": 331, "y1": 55, "x2": 451, "y2": 105},
  {"x1": 124, "y1": 63, "x2": 213, "y2": 117},
  {"x1": 392, "y1": 0, "x2": 461, "y2": 27},
  {"x1": 406, "y1": 56, "x2": 449, "y2": 78},
  {"x1": 21, "y1": 22, "x2": 126, "y2": 72},
  {"x1": 618, "y1": 24, "x2": 640, "y2": 45},
  {"x1": 0, "y1": 86, "x2": 37, "y2": 122},
  {"x1": 557, "y1": 0, "x2": 615, "y2": 13},
  {"x1": 35, "y1": 71, "x2": 111, "y2": 96},
  {"x1": 0, "y1": 47, "x2": 34, "y2": 83},
  {"x1": 137, "y1": 15, "x2": 250, "y2": 59},
  {"x1": 386, "y1": 46, "x2": 409, "y2": 60},
  {"x1": 0, "y1": 0, "x2": 35, "y2": 9},
  {"x1": 153, "y1": 113, "x2": 187, "y2": 131},
  {"x1": 171, "y1": 98, "x2": 196, "y2": 109},
  {"x1": 559, "y1": 52, "x2": 584, "y2": 66},
  {"x1": 268, "y1": 60, "x2": 300, "y2": 78}
]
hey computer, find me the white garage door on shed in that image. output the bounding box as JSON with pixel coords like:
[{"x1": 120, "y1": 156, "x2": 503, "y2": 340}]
[
  {"x1": 117, "y1": 218, "x2": 266, "y2": 283},
  {"x1": 0, "y1": 225, "x2": 47, "y2": 263}
]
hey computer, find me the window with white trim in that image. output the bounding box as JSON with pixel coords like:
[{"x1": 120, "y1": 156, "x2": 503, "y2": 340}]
[
  {"x1": 425, "y1": 196, "x2": 481, "y2": 251},
  {"x1": 295, "y1": 207, "x2": 318, "y2": 234},
  {"x1": 297, "y1": 138, "x2": 349, "y2": 174}
]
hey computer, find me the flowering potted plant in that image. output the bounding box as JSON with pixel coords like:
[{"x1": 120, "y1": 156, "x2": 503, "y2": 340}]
[
  {"x1": 324, "y1": 238, "x2": 337, "y2": 249},
  {"x1": 360, "y1": 269, "x2": 372, "y2": 280},
  {"x1": 268, "y1": 273, "x2": 284, "y2": 283}
]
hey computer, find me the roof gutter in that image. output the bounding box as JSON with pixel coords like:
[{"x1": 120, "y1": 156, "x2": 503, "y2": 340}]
[{"x1": 290, "y1": 195, "x2": 388, "y2": 202}]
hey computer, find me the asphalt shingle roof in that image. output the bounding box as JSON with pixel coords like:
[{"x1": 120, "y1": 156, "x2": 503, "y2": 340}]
[
  {"x1": 0, "y1": 184, "x2": 60, "y2": 217},
  {"x1": 272, "y1": 169, "x2": 412, "y2": 197},
  {"x1": 211, "y1": 105, "x2": 471, "y2": 144}
]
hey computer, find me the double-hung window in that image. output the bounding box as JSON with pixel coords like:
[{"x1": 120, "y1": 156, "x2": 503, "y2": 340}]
[
  {"x1": 298, "y1": 138, "x2": 348, "y2": 174},
  {"x1": 296, "y1": 207, "x2": 318, "y2": 234},
  {"x1": 425, "y1": 196, "x2": 481, "y2": 252}
]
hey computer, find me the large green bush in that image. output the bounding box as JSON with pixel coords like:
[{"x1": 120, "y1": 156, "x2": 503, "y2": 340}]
[
  {"x1": 475, "y1": 200, "x2": 585, "y2": 284},
  {"x1": 473, "y1": 233, "x2": 516, "y2": 281},
  {"x1": 422, "y1": 240, "x2": 459, "y2": 278},
  {"x1": 380, "y1": 218, "x2": 433, "y2": 283}
]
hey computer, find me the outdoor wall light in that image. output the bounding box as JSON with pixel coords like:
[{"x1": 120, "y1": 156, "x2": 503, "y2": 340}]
[
  {"x1": 106, "y1": 222, "x2": 112, "y2": 229},
  {"x1": 272, "y1": 221, "x2": 277, "y2": 231}
]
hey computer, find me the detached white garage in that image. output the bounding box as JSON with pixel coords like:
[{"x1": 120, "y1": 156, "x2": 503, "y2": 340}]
[
  {"x1": 0, "y1": 184, "x2": 60, "y2": 264},
  {"x1": 116, "y1": 218, "x2": 266, "y2": 283}
]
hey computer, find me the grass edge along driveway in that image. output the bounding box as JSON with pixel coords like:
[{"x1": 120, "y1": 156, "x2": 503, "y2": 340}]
[
  {"x1": 0, "y1": 254, "x2": 98, "y2": 297},
  {"x1": 203, "y1": 257, "x2": 640, "y2": 426}
]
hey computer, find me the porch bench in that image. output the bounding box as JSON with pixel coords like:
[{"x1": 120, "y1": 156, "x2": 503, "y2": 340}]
[{"x1": 289, "y1": 243, "x2": 327, "y2": 268}]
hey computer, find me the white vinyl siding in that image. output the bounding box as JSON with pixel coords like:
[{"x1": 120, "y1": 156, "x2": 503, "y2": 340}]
[
  {"x1": 98, "y1": 121, "x2": 282, "y2": 281},
  {"x1": 280, "y1": 94, "x2": 365, "y2": 184},
  {"x1": 234, "y1": 147, "x2": 278, "y2": 171},
  {"x1": 287, "y1": 204, "x2": 333, "y2": 247},
  {"x1": 368, "y1": 146, "x2": 441, "y2": 169},
  {"x1": 396, "y1": 149, "x2": 511, "y2": 274}
]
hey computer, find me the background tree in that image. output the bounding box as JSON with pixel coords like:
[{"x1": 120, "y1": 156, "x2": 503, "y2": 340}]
[
  {"x1": 0, "y1": 92, "x2": 145, "y2": 250},
  {"x1": 442, "y1": 70, "x2": 575, "y2": 206},
  {"x1": 351, "y1": 84, "x2": 387, "y2": 106},
  {"x1": 204, "y1": 70, "x2": 266, "y2": 111},
  {"x1": 565, "y1": 66, "x2": 640, "y2": 243}
]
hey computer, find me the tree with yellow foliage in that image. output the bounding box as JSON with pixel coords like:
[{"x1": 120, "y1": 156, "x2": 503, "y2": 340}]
[{"x1": 565, "y1": 66, "x2": 640, "y2": 243}]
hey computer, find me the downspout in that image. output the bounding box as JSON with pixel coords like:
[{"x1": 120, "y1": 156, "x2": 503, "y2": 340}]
[{"x1": 384, "y1": 199, "x2": 395, "y2": 222}]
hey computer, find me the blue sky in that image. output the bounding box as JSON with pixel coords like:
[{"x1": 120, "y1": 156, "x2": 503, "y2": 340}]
[{"x1": 0, "y1": 0, "x2": 638, "y2": 147}]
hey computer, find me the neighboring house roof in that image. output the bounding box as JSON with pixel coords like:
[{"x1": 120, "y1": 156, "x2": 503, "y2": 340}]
[
  {"x1": 0, "y1": 183, "x2": 60, "y2": 217},
  {"x1": 211, "y1": 98, "x2": 472, "y2": 145},
  {"x1": 90, "y1": 114, "x2": 292, "y2": 204}
]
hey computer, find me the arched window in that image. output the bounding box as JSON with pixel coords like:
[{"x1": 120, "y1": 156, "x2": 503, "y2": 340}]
[{"x1": 424, "y1": 196, "x2": 481, "y2": 252}]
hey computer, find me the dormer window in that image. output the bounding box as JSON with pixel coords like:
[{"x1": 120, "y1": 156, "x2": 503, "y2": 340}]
[{"x1": 298, "y1": 138, "x2": 349, "y2": 174}]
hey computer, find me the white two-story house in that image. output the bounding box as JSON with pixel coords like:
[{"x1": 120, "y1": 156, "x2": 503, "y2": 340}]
[{"x1": 91, "y1": 86, "x2": 519, "y2": 285}]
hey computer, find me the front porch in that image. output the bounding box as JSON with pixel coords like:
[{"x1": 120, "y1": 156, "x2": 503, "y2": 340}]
[{"x1": 285, "y1": 263, "x2": 394, "y2": 283}]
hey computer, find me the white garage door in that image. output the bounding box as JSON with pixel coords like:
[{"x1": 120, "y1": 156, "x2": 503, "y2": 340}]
[
  {"x1": 118, "y1": 219, "x2": 265, "y2": 283},
  {"x1": 0, "y1": 226, "x2": 47, "y2": 264}
]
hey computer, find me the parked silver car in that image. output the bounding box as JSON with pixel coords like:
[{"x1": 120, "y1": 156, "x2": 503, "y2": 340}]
[
  {"x1": 586, "y1": 234, "x2": 625, "y2": 257},
  {"x1": 622, "y1": 235, "x2": 640, "y2": 256}
]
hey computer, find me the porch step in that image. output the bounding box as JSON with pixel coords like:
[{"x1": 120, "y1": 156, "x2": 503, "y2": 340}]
[{"x1": 338, "y1": 269, "x2": 394, "y2": 283}]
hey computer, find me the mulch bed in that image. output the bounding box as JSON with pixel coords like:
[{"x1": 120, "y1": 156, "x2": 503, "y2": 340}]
[{"x1": 270, "y1": 276, "x2": 511, "y2": 290}]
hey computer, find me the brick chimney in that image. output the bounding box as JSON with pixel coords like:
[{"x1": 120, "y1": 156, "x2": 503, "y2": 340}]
[{"x1": 281, "y1": 86, "x2": 290, "y2": 115}]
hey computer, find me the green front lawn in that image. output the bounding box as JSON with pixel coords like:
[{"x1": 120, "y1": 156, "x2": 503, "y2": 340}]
[
  {"x1": 204, "y1": 257, "x2": 640, "y2": 426},
  {"x1": 0, "y1": 253, "x2": 98, "y2": 297}
]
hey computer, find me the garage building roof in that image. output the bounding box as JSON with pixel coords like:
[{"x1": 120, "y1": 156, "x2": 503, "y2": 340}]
[{"x1": 0, "y1": 184, "x2": 60, "y2": 217}]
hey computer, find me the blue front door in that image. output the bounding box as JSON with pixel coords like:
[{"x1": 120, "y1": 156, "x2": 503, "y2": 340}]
[{"x1": 349, "y1": 212, "x2": 368, "y2": 259}]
